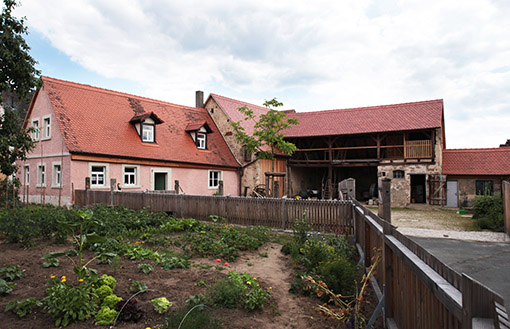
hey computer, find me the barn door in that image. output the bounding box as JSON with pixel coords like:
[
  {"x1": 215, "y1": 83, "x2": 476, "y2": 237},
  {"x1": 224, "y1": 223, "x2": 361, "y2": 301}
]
[{"x1": 429, "y1": 174, "x2": 446, "y2": 205}]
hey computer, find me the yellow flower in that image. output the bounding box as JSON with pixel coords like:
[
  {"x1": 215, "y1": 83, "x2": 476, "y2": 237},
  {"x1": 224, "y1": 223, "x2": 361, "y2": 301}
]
[
  {"x1": 62, "y1": 278, "x2": 66, "y2": 283},
  {"x1": 50, "y1": 275, "x2": 55, "y2": 279},
  {"x1": 79, "y1": 279, "x2": 84, "y2": 282},
  {"x1": 142, "y1": 241, "x2": 145, "y2": 244},
  {"x1": 61, "y1": 275, "x2": 66, "y2": 279},
  {"x1": 92, "y1": 284, "x2": 95, "y2": 287},
  {"x1": 269, "y1": 287, "x2": 273, "y2": 290},
  {"x1": 135, "y1": 241, "x2": 139, "y2": 244},
  {"x1": 247, "y1": 281, "x2": 251, "y2": 285},
  {"x1": 253, "y1": 277, "x2": 257, "y2": 280}
]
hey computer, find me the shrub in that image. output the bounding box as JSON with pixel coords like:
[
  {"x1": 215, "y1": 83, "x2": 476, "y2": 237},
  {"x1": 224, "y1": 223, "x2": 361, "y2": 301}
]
[
  {"x1": 280, "y1": 241, "x2": 301, "y2": 262},
  {"x1": 317, "y1": 258, "x2": 359, "y2": 298},
  {"x1": 302, "y1": 239, "x2": 336, "y2": 271},
  {"x1": 473, "y1": 195, "x2": 504, "y2": 231}
]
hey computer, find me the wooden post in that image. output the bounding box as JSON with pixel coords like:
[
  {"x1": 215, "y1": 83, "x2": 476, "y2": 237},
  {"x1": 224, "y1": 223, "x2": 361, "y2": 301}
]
[
  {"x1": 174, "y1": 180, "x2": 179, "y2": 194},
  {"x1": 265, "y1": 173, "x2": 270, "y2": 197},
  {"x1": 382, "y1": 221, "x2": 393, "y2": 321},
  {"x1": 462, "y1": 274, "x2": 474, "y2": 329},
  {"x1": 218, "y1": 180, "x2": 224, "y2": 196},
  {"x1": 85, "y1": 177, "x2": 90, "y2": 206},
  {"x1": 110, "y1": 178, "x2": 116, "y2": 206},
  {"x1": 378, "y1": 178, "x2": 391, "y2": 223},
  {"x1": 274, "y1": 180, "x2": 280, "y2": 199},
  {"x1": 503, "y1": 180, "x2": 510, "y2": 237}
]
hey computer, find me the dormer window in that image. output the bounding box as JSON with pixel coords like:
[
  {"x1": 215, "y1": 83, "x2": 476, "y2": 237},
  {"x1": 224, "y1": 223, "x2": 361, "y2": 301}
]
[
  {"x1": 129, "y1": 111, "x2": 163, "y2": 144},
  {"x1": 142, "y1": 124, "x2": 154, "y2": 142},
  {"x1": 185, "y1": 121, "x2": 212, "y2": 150},
  {"x1": 196, "y1": 132, "x2": 206, "y2": 149}
]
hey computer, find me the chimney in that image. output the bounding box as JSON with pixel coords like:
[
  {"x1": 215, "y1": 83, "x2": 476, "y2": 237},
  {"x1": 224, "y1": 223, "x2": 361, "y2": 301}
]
[{"x1": 195, "y1": 91, "x2": 204, "y2": 108}]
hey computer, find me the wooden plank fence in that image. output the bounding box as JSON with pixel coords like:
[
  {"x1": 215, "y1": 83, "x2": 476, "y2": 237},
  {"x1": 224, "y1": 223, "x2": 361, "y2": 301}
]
[
  {"x1": 75, "y1": 190, "x2": 353, "y2": 233},
  {"x1": 352, "y1": 199, "x2": 509, "y2": 329},
  {"x1": 75, "y1": 190, "x2": 509, "y2": 329},
  {"x1": 504, "y1": 181, "x2": 510, "y2": 237}
]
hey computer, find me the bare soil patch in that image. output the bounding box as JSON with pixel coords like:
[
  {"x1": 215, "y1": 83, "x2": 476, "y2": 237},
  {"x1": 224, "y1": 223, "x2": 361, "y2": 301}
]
[
  {"x1": 368, "y1": 205, "x2": 476, "y2": 231},
  {"x1": 0, "y1": 239, "x2": 381, "y2": 329}
]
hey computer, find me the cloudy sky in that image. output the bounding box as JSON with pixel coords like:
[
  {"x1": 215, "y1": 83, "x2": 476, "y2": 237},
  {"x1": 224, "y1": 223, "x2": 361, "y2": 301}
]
[{"x1": 12, "y1": 0, "x2": 510, "y2": 148}]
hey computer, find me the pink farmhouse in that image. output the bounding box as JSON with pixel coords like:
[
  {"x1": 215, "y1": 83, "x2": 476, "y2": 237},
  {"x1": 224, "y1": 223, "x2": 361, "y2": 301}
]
[{"x1": 18, "y1": 77, "x2": 240, "y2": 206}]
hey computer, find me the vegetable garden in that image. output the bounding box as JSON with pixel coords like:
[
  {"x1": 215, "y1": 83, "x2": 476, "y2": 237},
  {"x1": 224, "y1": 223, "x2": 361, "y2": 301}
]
[{"x1": 0, "y1": 205, "x2": 380, "y2": 329}]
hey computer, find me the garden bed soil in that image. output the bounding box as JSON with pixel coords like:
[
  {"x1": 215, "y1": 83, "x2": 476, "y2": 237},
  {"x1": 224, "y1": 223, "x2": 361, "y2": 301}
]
[{"x1": 0, "y1": 240, "x2": 382, "y2": 329}]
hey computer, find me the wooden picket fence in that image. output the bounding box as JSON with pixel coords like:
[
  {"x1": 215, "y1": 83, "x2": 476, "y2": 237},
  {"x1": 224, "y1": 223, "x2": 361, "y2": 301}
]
[
  {"x1": 75, "y1": 190, "x2": 353, "y2": 232},
  {"x1": 75, "y1": 190, "x2": 509, "y2": 329}
]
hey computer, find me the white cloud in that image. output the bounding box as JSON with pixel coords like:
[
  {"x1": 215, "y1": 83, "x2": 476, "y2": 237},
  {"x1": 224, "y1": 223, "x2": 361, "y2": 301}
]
[{"x1": 14, "y1": 0, "x2": 510, "y2": 148}]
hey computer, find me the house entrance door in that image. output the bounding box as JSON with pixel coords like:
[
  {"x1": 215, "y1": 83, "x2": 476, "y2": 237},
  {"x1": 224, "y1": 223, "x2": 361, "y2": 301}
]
[
  {"x1": 154, "y1": 173, "x2": 167, "y2": 190},
  {"x1": 410, "y1": 174, "x2": 426, "y2": 203},
  {"x1": 446, "y1": 181, "x2": 458, "y2": 207}
]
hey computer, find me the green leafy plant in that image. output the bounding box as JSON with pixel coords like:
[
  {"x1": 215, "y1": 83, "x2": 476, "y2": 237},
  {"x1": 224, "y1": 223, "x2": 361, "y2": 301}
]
[
  {"x1": 95, "y1": 285, "x2": 113, "y2": 302},
  {"x1": 98, "y1": 274, "x2": 117, "y2": 290},
  {"x1": 102, "y1": 294, "x2": 122, "y2": 308},
  {"x1": 186, "y1": 294, "x2": 206, "y2": 306},
  {"x1": 302, "y1": 239, "x2": 336, "y2": 271},
  {"x1": 41, "y1": 252, "x2": 61, "y2": 268},
  {"x1": 163, "y1": 303, "x2": 222, "y2": 329},
  {"x1": 157, "y1": 255, "x2": 191, "y2": 270},
  {"x1": 293, "y1": 212, "x2": 311, "y2": 246},
  {"x1": 317, "y1": 258, "x2": 359, "y2": 298},
  {"x1": 129, "y1": 281, "x2": 147, "y2": 293},
  {"x1": 95, "y1": 306, "x2": 118, "y2": 325},
  {"x1": 43, "y1": 277, "x2": 98, "y2": 327},
  {"x1": 0, "y1": 265, "x2": 23, "y2": 280},
  {"x1": 5, "y1": 297, "x2": 42, "y2": 318},
  {"x1": 151, "y1": 297, "x2": 173, "y2": 314},
  {"x1": 0, "y1": 278, "x2": 15, "y2": 294},
  {"x1": 138, "y1": 263, "x2": 154, "y2": 274},
  {"x1": 207, "y1": 271, "x2": 270, "y2": 310}
]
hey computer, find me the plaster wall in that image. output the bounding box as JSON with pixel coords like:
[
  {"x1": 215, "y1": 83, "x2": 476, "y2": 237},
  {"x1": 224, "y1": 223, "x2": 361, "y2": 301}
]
[{"x1": 448, "y1": 175, "x2": 506, "y2": 207}]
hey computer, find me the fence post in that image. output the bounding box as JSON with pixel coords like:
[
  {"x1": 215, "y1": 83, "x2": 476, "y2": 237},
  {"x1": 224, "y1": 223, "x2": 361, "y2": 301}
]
[
  {"x1": 462, "y1": 274, "x2": 474, "y2": 329},
  {"x1": 274, "y1": 181, "x2": 280, "y2": 199},
  {"x1": 85, "y1": 177, "x2": 90, "y2": 206},
  {"x1": 503, "y1": 180, "x2": 510, "y2": 237},
  {"x1": 110, "y1": 178, "x2": 116, "y2": 206},
  {"x1": 218, "y1": 180, "x2": 224, "y2": 196},
  {"x1": 378, "y1": 178, "x2": 391, "y2": 223},
  {"x1": 382, "y1": 221, "x2": 393, "y2": 322},
  {"x1": 281, "y1": 198, "x2": 287, "y2": 228},
  {"x1": 174, "y1": 180, "x2": 179, "y2": 194}
]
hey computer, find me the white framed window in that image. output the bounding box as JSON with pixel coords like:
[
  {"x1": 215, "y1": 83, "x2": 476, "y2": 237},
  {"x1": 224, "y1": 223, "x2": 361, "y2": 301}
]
[
  {"x1": 24, "y1": 165, "x2": 30, "y2": 185},
  {"x1": 122, "y1": 165, "x2": 140, "y2": 187},
  {"x1": 52, "y1": 163, "x2": 62, "y2": 188},
  {"x1": 393, "y1": 170, "x2": 405, "y2": 179},
  {"x1": 42, "y1": 115, "x2": 51, "y2": 139},
  {"x1": 32, "y1": 118, "x2": 40, "y2": 141},
  {"x1": 208, "y1": 170, "x2": 222, "y2": 189},
  {"x1": 142, "y1": 124, "x2": 154, "y2": 142},
  {"x1": 196, "y1": 132, "x2": 206, "y2": 149},
  {"x1": 91, "y1": 166, "x2": 105, "y2": 186},
  {"x1": 37, "y1": 164, "x2": 46, "y2": 187}
]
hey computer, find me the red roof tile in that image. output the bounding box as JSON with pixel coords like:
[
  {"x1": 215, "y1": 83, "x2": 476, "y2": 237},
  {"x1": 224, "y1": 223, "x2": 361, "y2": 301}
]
[
  {"x1": 443, "y1": 148, "x2": 510, "y2": 175},
  {"x1": 185, "y1": 121, "x2": 208, "y2": 132},
  {"x1": 209, "y1": 94, "x2": 270, "y2": 136},
  {"x1": 285, "y1": 99, "x2": 444, "y2": 137},
  {"x1": 40, "y1": 76, "x2": 238, "y2": 168}
]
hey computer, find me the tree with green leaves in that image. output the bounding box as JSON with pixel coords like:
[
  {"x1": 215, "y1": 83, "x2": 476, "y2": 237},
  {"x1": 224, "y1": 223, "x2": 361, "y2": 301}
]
[
  {"x1": 1, "y1": 0, "x2": 41, "y2": 99},
  {"x1": 0, "y1": 0, "x2": 40, "y2": 206},
  {"x1": 231, "y1": 98, "x2": 298, "y2": 196}
]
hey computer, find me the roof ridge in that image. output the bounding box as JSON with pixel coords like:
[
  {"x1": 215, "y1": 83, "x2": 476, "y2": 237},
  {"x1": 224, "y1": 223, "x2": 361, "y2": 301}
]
[
  {"x1": 444, "y1": 147, "x2": 510, "y2": 152},
  {"x1": 210, "y1": 93, "x2": 268, "y2": 110},
  {"x1": 42, "y1": 76, "x2": 203, "y2": 110},
  {"x1": 291, "y1": 99, "x2": 444, "y2": 116}
]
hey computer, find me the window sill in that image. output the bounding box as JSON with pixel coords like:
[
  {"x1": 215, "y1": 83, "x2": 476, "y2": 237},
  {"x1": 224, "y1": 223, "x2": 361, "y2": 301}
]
[
  {"x1": 51, "y1": 185, "x2": 63, "y2": 189},
  {"x1": 36, "y1": 184, "x2": 47, "y2": 188},
  {"x1": 121, "y1": 185, "x2": 140, "y2": 189}
]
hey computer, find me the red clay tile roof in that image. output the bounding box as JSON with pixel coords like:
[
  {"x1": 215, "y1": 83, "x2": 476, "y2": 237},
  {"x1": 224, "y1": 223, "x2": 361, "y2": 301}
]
[
  {"x1": 284, "y1": 99, "x2": 444, "y2": 138},
  {"x1": 129, "y1": 112, "x2": 163, "y2": 124},
  {"x1": 443, "y1": 148, "x2": 510, "y2": 175},
  {"x1": 185, "y1": 121, "x2": 210, "y2": 132},
  {"x1": 209, "y1": 94, "x2": 270, "y2": 136},
  {"x1": 39, "y1": 76, "x2": 239, "y2": 168}
]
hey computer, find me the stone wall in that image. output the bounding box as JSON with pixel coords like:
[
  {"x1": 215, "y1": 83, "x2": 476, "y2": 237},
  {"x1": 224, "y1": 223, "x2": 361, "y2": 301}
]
[{"x1": 448, "y1": 175, "x2": 506, "y2": 207}]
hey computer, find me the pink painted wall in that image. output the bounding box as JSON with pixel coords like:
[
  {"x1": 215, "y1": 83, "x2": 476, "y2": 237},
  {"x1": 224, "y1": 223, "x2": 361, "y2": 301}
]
[{"x1": 18, "y1": 88, "x2": 240, "y2": 206}]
